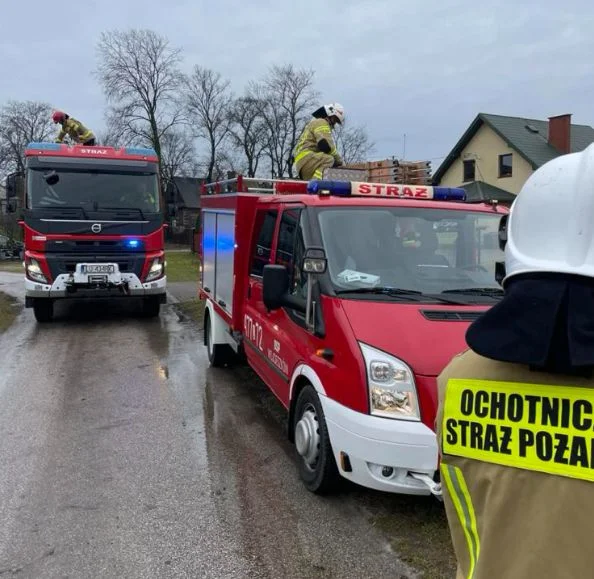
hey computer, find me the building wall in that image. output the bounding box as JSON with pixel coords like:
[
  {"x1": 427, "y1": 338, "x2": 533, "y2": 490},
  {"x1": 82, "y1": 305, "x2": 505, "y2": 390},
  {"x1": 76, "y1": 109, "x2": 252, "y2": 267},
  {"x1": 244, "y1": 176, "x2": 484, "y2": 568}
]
[{"x1": 437, "y1": 123, "x2": 534, "y2": 194}]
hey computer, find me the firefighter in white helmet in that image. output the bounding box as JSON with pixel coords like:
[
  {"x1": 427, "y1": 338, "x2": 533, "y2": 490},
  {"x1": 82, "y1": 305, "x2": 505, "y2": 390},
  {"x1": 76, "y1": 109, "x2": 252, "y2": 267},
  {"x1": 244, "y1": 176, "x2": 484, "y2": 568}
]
[
  {"x1": 436, "y1": 141, "x2": 594, "y2": 578},
  {"x1": 293, "y1": 103, "x2": 344, "y2": 180}
]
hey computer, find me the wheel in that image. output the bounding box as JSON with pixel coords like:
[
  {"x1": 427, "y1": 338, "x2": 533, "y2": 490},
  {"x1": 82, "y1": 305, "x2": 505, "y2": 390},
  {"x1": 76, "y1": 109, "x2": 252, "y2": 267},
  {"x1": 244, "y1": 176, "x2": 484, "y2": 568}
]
[
  {"x1": 142, "y1": 296, "x2": 161, "y2": 318},
  {"x1": 33, "y1": 299, "x2": 53, "y2": 323},
  {"x1": 205, "y1": 312, "x2": 233, "y2": 367},
  {"x1": 293, "y1": 385, "x2": 341, "y2": 494}
]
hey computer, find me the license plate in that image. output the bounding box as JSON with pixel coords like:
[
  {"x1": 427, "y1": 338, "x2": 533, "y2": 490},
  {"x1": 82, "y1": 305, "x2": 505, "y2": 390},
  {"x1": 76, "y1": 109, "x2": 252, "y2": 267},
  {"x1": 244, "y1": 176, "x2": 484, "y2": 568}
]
[{"x1": 82, "y1": 264, "x2": 115, "y2": 274}]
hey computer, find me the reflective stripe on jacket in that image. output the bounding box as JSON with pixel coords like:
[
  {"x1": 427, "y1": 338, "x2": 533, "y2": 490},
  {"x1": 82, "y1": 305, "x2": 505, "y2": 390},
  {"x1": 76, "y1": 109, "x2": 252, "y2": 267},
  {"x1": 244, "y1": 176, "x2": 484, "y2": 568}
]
[
  {"x1": 293, "y1": 118, "x2": 342, "y2": 167},
  {"x1": 56, "y1": 118, "x2": 94, "y2": 143},
  {"x1": 436, "y1": 349, "x2": 594, "y2": 578}
]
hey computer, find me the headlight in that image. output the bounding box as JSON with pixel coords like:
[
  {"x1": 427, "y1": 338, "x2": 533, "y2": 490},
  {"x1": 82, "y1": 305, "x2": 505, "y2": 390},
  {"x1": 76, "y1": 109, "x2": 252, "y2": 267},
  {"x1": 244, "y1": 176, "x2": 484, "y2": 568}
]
[
  {"x1": 26, "y1": 258, "x2": 48, "y2": 284},
  {"x1": 145, "y1": 257, "x2": 164, "y2": 282},
  {"x1": 359, "y1": 342, "x2": 420, "y2": 421}
]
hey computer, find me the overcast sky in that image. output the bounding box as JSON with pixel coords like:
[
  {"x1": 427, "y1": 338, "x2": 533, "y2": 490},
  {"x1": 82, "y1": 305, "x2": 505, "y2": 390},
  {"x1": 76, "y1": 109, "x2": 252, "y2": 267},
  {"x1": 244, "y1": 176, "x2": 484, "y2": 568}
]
[{"x1": 2, "y1": 0, "x2": 593, "y2": 173}]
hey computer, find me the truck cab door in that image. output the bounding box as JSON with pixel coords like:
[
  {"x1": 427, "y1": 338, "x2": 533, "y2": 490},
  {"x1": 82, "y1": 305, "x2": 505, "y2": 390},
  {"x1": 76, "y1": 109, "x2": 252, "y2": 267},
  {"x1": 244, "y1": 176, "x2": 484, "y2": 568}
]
[
  {"x1": 262, "y1": 206, "x2": 317, "y2": 406},
  {"x1": 243, "y1": 208, "x2": 283, "y2": 397}
]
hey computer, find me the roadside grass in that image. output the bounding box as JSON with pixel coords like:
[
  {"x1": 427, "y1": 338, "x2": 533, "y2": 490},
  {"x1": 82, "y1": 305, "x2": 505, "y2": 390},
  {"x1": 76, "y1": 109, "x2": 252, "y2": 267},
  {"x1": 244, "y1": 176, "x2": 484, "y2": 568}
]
[
  {"x1": 0, "y1": 261, "x2": 23, "y2": 274},
  {"x1": 175, "y1": 298, "x2": 205, "y2": 323},
  {"x1": 368, "y1": 501, "x2": 456, "y2": 578},
  {"x1": 0, "y1": 292, "x2": 20, "y2": 333},
  {"x1": 165, "y1": 250, "x2": 200, "y2": 282}
]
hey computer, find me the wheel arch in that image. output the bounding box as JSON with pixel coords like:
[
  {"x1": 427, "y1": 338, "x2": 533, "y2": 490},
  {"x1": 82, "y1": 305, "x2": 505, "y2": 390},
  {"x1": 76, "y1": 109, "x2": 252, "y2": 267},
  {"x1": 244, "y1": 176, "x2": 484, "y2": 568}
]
[{"x1": 288, "y1": 364, "x2": 326, "y2": 443}]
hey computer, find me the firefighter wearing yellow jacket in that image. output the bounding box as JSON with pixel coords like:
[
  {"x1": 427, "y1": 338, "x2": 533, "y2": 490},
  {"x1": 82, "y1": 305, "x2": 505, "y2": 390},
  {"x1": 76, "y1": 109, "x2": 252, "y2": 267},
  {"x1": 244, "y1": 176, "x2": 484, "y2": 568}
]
[
  {"x1": 293, "y1": 103, "x2": 344, "y2": 180},
  {"x1": 436, "y1": 141, "x2": 594, "y2": 578},
  {"x1": 52, "y1": 110, "x2": 96, "y2": 145}
]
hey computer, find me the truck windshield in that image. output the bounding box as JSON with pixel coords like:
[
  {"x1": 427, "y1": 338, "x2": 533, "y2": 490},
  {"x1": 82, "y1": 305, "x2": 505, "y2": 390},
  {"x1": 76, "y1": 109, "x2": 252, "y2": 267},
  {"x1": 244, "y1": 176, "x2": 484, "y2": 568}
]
[
  {"x1": 27, "y1": 168, "x2": 160, "y2": 213},
  {"x1": 317, "y1": 206, "x2": 505, "y2": 297}
]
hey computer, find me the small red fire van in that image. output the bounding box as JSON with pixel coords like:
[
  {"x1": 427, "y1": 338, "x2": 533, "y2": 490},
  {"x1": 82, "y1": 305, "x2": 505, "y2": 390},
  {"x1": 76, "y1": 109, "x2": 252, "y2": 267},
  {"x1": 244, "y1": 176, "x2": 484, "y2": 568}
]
[{"x1": 198, "y1": 176, "x2": 508, "y2": 498}]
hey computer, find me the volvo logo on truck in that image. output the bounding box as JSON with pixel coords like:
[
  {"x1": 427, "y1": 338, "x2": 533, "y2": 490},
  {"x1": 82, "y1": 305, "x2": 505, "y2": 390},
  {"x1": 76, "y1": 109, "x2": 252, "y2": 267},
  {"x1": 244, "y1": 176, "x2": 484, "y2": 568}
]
[{"x1": 91, "y1": 223, "x2": 102, "y2": 233}]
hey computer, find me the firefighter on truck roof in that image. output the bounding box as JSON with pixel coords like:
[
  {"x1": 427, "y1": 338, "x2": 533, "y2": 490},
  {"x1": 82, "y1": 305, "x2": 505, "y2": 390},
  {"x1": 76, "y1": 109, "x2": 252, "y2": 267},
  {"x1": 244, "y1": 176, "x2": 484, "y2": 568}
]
[
  {"x1": 293, "y1": 103, "x2": 344, "y2": 180},
  {"x1": 52, "y1": 110, "x2": 96, "y2": 145},
  {"x1": 436, "y1": 141, "x2": 594, "y2": 578}
]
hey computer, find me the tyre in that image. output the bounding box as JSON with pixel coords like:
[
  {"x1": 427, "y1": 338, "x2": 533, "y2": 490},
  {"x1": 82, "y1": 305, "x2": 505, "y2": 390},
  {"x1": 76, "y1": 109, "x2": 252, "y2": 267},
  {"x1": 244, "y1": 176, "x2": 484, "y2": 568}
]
[
  {"x1": 293, "y1": 384, "x2": 341, "y2": 494},
  {"x1": 205, "y1": 312, "x2": 234, "y2": 367},
  {"x1": 142, "y1": 296, "x2": 161, "y2": 318},
  {"x1": 33, "y1": 299, "x2": 53, "y2": 323}
]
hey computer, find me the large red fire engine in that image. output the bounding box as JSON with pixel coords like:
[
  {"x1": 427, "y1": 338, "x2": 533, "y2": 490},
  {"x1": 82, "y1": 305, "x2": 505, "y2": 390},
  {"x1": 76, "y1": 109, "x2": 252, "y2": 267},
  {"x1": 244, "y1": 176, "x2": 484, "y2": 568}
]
[
  {"x1": 12, "y1": 142, "x2": 167, "y2": 322},
  {"x1": 198, "y1": 175, "x2": 508, "y2": 498}
]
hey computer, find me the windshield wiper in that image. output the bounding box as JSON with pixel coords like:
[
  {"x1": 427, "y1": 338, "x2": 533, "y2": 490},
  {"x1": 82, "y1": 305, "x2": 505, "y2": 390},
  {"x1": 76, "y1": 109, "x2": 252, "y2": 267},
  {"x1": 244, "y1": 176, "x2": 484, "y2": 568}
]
[
  {"x1": 39, "y1": 205, "x2": 89, "y2": 219},
  {"x1": 336, "y1": 287, "x2": 425, "y2": 298},
  {"x1": 96, "y1": 206, "x2": 146, "y2": 219},
  {"x1": 335, "y1": 287, "x2": 475, "y2": 305},
  {"x1": 336, "y1": 286, "x2": 423, "y2": 295},
  {"x1": 442, "y1": 287, "x2": 504, "y2": 297}
]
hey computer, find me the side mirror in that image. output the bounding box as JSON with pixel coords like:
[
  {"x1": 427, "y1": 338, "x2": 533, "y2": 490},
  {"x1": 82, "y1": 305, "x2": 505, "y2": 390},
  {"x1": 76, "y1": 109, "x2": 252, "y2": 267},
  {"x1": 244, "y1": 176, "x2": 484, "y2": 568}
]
[
  {"x1": 301, "y1": 247, "x2": 327, "y2": 274},
  {"x1": 498, "y1": 214, "x2": 508, "y2": 251},
  {"x1": 6, "y1": 198, "x2": 18, "y2": 213},
  {"x1": 495, "y1": 261, "x2": 506, "y2": 286},
  {"x1": 5, "y1": 172, "x2": 24, "y2": 199},
  {"x1": 262, "y1": 264, "x2": 305, "y2": 313}
]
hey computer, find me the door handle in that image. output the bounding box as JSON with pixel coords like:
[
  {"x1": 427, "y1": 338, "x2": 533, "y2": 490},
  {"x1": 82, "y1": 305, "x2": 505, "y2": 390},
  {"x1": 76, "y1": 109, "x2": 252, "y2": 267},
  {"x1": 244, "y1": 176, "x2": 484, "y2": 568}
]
[{"x1": 247, "y1": 284, "x2": 252, "y2": 298}]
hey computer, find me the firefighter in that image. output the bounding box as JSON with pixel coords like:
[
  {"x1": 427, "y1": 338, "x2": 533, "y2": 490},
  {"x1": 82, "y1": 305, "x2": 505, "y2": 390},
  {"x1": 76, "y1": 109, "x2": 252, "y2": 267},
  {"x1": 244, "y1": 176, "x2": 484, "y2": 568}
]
[
  {"x1": 436, "y1": 141, "x2": 594, "y2": 578},
  {"x1": 293, "y1": 103, "x2": 344, "y2": 180},
  {"x1": 52, "y1": 111, "x2": 96, "y2": 145}
]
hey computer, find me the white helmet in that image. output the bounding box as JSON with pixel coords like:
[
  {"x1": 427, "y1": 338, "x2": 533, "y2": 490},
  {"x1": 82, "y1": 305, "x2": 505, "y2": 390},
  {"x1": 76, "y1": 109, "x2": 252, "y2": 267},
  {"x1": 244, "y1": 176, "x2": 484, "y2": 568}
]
[
  {"x1": 504, "y1": 141, "x2": 594, "y2": 285},
  {"x1": 324, "y1": 103, "x2": 345, "y2": 124}
]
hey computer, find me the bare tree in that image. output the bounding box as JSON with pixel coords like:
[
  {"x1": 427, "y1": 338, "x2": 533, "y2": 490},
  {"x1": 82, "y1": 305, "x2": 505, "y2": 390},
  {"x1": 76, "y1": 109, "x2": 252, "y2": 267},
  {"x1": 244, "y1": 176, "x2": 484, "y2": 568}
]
[
  {"x1": 183, "y1": 65, "x2": 232, "y2": 182},
  {"x1": 211, "y1": 149, "x2": 246, "y2": 181},
  {"x1": 95, "y1": 29, "x2": 184, "y2": 175},
  {"x1": 0, "y1": 100, "x2": 55, "y2": 178},
  {"x1": 334, "y1": 123, "x2": 375, "y2": 165},
  {"x1": 95, "y1": 115, "x2": 132, "y2": 148},
  {"x1": 228, "y1": 96, "x2": 267, "y2": 177},
  {"x1": 160, "y1": 129, "x2": 199, "y2": 185},
  {"x1": 253, "y1": 65, "x2": 319, "y2": 178}
]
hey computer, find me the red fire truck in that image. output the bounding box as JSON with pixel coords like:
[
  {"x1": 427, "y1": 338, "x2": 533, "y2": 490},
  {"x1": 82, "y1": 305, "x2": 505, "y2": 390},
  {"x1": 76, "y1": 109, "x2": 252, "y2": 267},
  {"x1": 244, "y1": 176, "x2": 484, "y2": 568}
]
[
  {"x1": 11, "y1": 142, "x2": 167, "y2": 322},
  {"x1": 198, "y1": 175, "x2": 509, "y2": 498}
]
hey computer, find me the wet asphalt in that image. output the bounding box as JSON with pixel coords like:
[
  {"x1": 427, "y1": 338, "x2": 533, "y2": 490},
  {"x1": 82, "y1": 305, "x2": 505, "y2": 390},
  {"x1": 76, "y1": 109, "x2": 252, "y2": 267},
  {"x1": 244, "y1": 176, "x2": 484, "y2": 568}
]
[{"x1": 0, "y1": 272, "x2": 423, "y2": 579}]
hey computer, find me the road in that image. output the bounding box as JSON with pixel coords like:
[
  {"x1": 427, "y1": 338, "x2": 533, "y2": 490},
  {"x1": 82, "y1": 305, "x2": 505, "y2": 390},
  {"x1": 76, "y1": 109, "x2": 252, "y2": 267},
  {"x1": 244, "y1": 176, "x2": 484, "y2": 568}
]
[{"x1": 0, "y1": 272, "x2": 451, "y2": 579}]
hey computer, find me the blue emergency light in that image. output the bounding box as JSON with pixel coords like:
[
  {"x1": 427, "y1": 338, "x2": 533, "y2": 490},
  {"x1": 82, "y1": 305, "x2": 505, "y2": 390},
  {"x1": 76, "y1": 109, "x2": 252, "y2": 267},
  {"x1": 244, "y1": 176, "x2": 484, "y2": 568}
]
[
  {"x1": 125, "y1": 239, "x2": 140, "y2": 248},
  {"x1": 306, "y1": 179, "x2": 466, "y2": 202},
  {"x1": 125, "y1": 146, "x2": 158, "y2": 157},
  {"x1": 26, "y1": 142, "x2": 62, "y2": 151}
]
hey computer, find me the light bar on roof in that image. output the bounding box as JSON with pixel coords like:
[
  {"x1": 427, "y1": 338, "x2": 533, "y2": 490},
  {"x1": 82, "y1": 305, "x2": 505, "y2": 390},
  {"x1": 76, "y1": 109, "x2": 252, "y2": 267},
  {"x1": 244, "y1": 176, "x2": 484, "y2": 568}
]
[
  {"x1": 26, "y1": 142, "x2": 62, "y2": 151},
  {"x1": 307, "y1": 179, "x2": 466, "y2": 201}
]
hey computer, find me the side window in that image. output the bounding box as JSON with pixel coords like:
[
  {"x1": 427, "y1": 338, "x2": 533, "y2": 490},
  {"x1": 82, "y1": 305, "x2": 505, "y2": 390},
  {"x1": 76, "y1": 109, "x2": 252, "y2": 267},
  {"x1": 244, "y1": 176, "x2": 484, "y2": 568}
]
[
  {"x1": 250, "y1": 209, "x2": 278, "y2": 277},
  {"x1": 275, "y1": 208, "x2": 306, "y2": 298}
]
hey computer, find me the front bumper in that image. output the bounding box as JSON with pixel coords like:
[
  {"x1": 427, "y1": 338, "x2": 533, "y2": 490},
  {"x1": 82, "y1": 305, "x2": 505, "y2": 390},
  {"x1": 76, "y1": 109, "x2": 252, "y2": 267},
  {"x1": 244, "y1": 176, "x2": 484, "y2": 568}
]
[
  {"x1": 24, "y1": 273, "x2": 167, "y2": 300},
  {"x1": 320, "y1": 395, "x2": 440, "y2": 496}
]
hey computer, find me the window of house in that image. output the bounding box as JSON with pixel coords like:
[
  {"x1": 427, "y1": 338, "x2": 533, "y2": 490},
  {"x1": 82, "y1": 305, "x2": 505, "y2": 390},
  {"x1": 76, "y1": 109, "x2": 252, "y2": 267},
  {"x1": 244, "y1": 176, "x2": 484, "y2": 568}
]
[
  {"x1": 275, "y1": 207, "x2": 306, "y2": 298},
  {"x1": 463, "y1": 160, "x2": 475, "y2": 182},
  {"x1": 250, "y1": 209, "x2": 278, "y2": 277},
  {"x1": 499, "y1": 154, "x2": 512, "y2": 178}
]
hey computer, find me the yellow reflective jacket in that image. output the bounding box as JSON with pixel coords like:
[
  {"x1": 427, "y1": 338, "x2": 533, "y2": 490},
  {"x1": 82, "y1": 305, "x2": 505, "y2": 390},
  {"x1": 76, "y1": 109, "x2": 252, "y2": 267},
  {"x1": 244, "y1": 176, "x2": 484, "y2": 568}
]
[
  {"x1": 56, "y1": 118, "x2": 94, "y2": 143},
  {"x1": 436, "y1": 349, "x2": 594, "y2": 579},
  {"x1": 293, "y1": 118, "x2": 342, "y2": 166}
]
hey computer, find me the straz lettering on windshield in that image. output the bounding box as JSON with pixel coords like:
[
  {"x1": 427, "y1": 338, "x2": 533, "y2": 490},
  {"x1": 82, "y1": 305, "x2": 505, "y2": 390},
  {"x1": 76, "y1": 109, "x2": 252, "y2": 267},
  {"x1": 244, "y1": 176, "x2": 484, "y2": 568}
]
[
  {"x1": 442, "y1": 379, "x2": 594, "y2": 482},
  {"x1": 352, "y1": 182, "x2": 430, "y2": 198}
]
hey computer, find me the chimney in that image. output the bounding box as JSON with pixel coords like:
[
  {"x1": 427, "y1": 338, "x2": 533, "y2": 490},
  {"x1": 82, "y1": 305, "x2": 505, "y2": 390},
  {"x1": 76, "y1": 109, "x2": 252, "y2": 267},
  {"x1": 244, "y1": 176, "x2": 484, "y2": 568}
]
[{"x1": 548, "y1": 114, "x2": 572, "y2": 154}]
